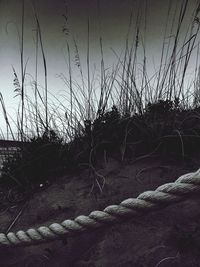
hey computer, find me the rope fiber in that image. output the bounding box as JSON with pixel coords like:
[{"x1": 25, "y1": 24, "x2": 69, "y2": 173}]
[{"x1": 0, "y1": 168, "x2": 200, "y2": 247}]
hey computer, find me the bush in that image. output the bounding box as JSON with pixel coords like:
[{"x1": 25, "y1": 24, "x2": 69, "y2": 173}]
[
  {"x1": 2, "y1": 101, "x2": 200, "y2": 191},
  {"x1": 0, "y1": 130, "x2": 66, "y2": 189}
]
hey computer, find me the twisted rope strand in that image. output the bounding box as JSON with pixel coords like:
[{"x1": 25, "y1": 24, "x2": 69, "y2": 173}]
[{"x1": 0, "y1": 169, "x2": 200, "y2": 247}]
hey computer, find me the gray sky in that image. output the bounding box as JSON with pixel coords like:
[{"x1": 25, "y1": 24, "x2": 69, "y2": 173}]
[{"x1": 0, "y1": 0, "x2": 198, "y2": 137}]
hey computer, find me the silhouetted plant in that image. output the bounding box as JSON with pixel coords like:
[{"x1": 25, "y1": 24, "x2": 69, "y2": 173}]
[
  {"x1": 146, "y1": 99, "x2": 177, "y2": 116},
  {"x1": 1, "y1": 1, "x2": 200, "y2": 192},
  {"x1": 0, "y1": 130, "x2": 65, "y2": 189}
]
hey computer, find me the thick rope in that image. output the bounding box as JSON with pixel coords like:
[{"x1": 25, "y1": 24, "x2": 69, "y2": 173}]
[{"x1": 0, "y1": 169, "x2": 200, "y2": 247}]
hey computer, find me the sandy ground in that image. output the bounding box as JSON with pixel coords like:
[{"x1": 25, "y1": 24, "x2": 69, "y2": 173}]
[{"x1": 0, "y1": 155, "x2": 200, "y2": 266}]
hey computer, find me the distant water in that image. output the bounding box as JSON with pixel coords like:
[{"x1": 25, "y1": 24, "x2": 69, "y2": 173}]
[{"x1": 0, "y1": 147, "x2": 19, "y2": 174}]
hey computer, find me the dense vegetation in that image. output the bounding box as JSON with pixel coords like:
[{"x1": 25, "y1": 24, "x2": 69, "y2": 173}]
[
  {"x1": 2, "y1": 98, "x2": 200, "y2": 190},
  {"x1": 1, "y1": 0, "x2": 200, "y2": 192}
]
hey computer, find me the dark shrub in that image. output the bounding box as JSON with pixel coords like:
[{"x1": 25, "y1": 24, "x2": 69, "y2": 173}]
[{"x1": 0, "y1": 130, "x2": 65, "y2": 189}]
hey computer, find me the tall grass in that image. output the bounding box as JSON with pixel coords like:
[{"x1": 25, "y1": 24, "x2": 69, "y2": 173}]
[
  {"x1": 20, "y1": 0, "x2": 25, "y2": 140},
  {"x1": 2, "y1": 1, "x2": 199, "y2": 141},
  {"x1": 1, "y1": 0, "x2": 200, "y2": 190}
]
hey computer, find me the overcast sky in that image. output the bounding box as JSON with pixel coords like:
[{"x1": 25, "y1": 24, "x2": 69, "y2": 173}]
[{"x1": 0, "y1": 0, "x2": 198, "y2": 137}]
